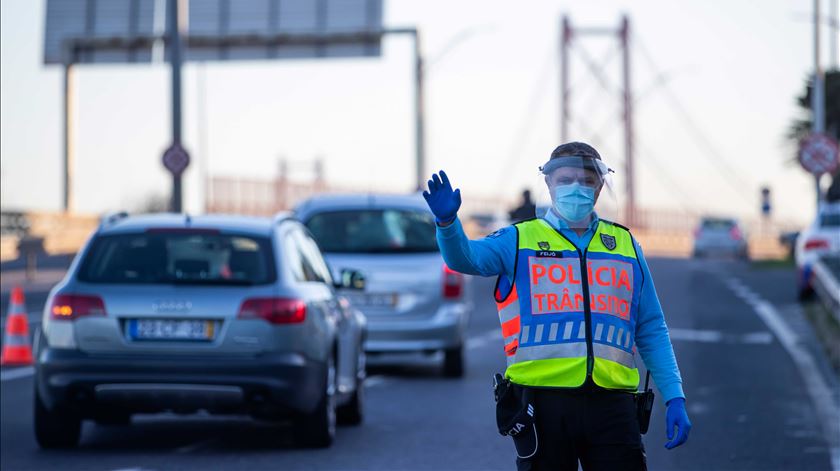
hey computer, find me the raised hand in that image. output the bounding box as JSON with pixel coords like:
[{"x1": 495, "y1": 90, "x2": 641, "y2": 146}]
[{"x1": 422, "y1": 170, "x2": 461, "y2": 224}]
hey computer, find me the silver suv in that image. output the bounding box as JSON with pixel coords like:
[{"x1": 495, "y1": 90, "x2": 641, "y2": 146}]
[
  {"x1": 295, "y1": 194, "x2": 472, "y2": 377},
  {"x1": 34, "y1": 213, "x2": 367, "y2": 449}
]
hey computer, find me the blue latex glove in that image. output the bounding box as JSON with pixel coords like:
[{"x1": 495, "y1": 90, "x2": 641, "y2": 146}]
[
  {"x1": 422, "y1": 170, "x2": 461, "y2": 224},
  {"x1": 664, "y1": 398, "x2": 692, "y2": 449}
]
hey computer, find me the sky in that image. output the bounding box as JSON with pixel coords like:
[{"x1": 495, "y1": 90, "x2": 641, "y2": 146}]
[{"x1": 1, "y1": 0, "x2": 838, "y2": 227}]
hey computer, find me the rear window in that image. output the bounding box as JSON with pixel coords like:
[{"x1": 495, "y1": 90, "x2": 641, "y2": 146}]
[
  {"x1": 78, "y1": 231, "x2": 276, "y2": 285},
  {"x1": 701, "y1": 218, "x2": 736, "y2": 230},
  {"x1": 820, "y1": 213, "x2": 840, "y2": 227},
  {"x1": 305, "y1": 209, "x2": 438, "y2": 254}
]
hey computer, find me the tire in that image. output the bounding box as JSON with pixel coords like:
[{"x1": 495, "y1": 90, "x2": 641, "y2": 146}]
[
  {"x1": 34, "y1": 390, "x2": 81, "y2": 449},
  {"x1": 336, "y1": 382, "x2": 364, "y2": 426},
  {"x1": 297, "y1": 355, "x2": 337, "y2": 448},
  {"x1": 443, "y1": 345, "x2": 465, "y2": 378},
  {"x1": 337, "y1": 349, "x2": 365, "y2": 426}
]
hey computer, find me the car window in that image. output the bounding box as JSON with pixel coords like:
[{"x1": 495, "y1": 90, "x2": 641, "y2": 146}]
[
  {"x1": 819, "y1": 213, "x2": 840, "y2": 227},
  {"x1": 305, "y1": 209, "x2": 438, "y2": 254},
  {"x1": 282, "y1": 233, "x2": 306, "y2": 282},
  {"x1": 701, "y1": 219, "x2": 735, "y2": 231},
  {"x1": 295, "y1": 230, "x2": 333, "y2": 285},
  {"x1": 78, "y1": 231, "x2": 276, "y2": 285}
]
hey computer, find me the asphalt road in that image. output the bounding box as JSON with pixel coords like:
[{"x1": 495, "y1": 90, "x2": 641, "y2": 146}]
[{"x1": 1, "y1": 258, "x2": 838, "y2": 471}]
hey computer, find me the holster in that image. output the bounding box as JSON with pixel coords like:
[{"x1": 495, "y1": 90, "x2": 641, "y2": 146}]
[
  {"x1": 635, "y1": 371, "x2": 654, "y2": 435},
  {"x1": 493, "y1": 373, "x2": 538, "y2": 459}
]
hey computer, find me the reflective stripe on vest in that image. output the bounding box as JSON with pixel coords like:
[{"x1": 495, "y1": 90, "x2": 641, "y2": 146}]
[{"x1": 494, "y1": 219, "x2": 643, "y2": 390}]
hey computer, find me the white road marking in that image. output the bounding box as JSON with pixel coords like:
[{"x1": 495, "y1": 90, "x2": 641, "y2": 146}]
[
  {"x1": 725, "y1": 276, "x2": 840, "y2": 471},
  {"x1": 173, "y1": 438, "x2": 217, "y2": 454},
  {"x1": 740, "y1": 331, "x2": 774, "y2": 344},
  {"x1": 466, "y1": 329, "x2": 501, "y2": 350},
  {"x1": 669, "y1": 328, "x2": 773, "y2": 345},
  {"x1": 0, "y1": 366, "x2": 34, "y2": 382},
  {"x1": 364, "y1": 374, "x2": 389, "y2": 388},
  {"x1": 669, "y1": 328, "x2": 723, "y2": 343}
]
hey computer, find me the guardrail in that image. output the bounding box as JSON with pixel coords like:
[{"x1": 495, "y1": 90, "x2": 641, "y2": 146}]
[{"x1": 811, "y1": 255, "x2": 840, "y2": 324}]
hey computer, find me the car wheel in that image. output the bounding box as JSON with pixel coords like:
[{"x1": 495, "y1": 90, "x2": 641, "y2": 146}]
[
  {"x1": 337, "y1": 350, "x2": 365, "y2": 426},
  {"x1": 443, "y1": 345, "x2": 465, "y2": 378},
  {"x1": 34, "y1": 389, "x2": 81, "y2": 449},
  {"x1": 298, "y1": 354, "x2": 336, "y2": 448}
]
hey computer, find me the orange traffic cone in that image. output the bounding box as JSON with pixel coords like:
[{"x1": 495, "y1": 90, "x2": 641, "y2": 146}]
[{"x1": 1, "y1": 286, "x2": 33, "y2": 366}]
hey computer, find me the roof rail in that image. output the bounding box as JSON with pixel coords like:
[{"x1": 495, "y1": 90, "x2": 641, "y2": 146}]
[{"x1": 99, "y1": 211, "x2": 129, "y2": 229}]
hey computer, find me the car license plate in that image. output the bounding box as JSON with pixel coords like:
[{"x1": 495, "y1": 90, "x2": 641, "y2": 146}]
[
  {"x1": 127, "y1": 319, "x2": 215, "y2": 341},
  {"x1": 343, "y1": 292, "x2": 397, "y2": 307}
]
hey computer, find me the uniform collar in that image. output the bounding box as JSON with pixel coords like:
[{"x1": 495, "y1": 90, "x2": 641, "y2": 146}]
[{"x1": 542, "y1": 209, "x2": 600, "y2": 233}]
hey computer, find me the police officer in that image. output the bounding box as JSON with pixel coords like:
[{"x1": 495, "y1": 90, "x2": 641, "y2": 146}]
[{"x1": 423, "y1": 142, "x2": 691, "y2": 470}]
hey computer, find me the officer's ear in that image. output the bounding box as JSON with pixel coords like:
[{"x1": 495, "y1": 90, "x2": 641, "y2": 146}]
[{"x1": 594, "y1": 183, "x2": 603, "y2": 201}]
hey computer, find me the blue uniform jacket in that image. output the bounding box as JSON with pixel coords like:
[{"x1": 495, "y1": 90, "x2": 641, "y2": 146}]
[{"x1": 436, "y1": 212, "x2": 685, "y2": 404}]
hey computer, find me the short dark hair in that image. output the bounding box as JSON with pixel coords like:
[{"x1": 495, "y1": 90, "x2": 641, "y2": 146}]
[{"x1": 550, "y1": 142, "x2": 601, "y2": 161}]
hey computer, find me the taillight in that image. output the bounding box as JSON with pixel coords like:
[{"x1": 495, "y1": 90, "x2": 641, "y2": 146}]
[
  {"x1": 443, "y1": 265, "x2": 464, "y2": 299},
  {"x1": 50, "y1": 294, "x2": 106, "y2": 320},
  {"x1": 729, "y1": 227, "x2": 743, "y2": 241},
  {"x1": 804, "y1": 238, "x2": 829, "y2": 251},
  {"x1": 237, "y1": 298, "x2": 306, "y2": 324}
]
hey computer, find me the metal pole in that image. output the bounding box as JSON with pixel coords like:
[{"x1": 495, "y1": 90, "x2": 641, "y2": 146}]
[
  {"x1": 414, "y1": 30, "x2": 426, "y2": 191},
  {"x1": 197, "y1": 62, "x2": 208, "y2": 213},
  {"x1": 813, "y1": 0, "x2": 825, "y2": 207},
  {"x1": 168, "y1": 0, "x2": 184, "y2": 212},
  {"x1": 62, "y1": 63, "x2": 75, "y2": 213},
  {"x1": 560, "y1": 16, "x2": 570, "y2": 143},
  {"x1": 830, "y1": 0, "x2": 838, "y2": 69},
  {"x1": 621, "y1": 16, "x2": 635, "y2": 227}
]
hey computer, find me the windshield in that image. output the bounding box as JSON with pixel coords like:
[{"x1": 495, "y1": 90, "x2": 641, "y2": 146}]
[
  {"x1": 700, "y1": 218, "x2": 736, "y2": 231},
  {"x1": 305, "y1": 209, "x2": 438, "y2": 254},
  {"x1": 78, "y1": 231, "x2": 276, "y2": 285}
]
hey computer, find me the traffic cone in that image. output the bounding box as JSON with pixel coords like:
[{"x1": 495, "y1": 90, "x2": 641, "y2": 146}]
[{"x1": 1, "y1": 286, "x2": 33, "y2": 366}]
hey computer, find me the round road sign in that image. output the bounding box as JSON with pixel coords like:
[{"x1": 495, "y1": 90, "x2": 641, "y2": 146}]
[
  {"x1": 798, "y1": 133, "x2": 839, "y2": 175},
  {"x1": 162, "y1": 143, "x2": 190, "y2": 176}
]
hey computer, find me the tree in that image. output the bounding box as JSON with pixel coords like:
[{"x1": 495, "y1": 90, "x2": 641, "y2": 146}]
[{"x1": 788, "y1": 69, "x2": 840, "y2": 144}]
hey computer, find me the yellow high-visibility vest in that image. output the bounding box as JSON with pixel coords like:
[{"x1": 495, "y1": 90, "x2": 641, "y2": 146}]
[{"x1": 495, "y1": 218, "x2": 642, "y2": 390}]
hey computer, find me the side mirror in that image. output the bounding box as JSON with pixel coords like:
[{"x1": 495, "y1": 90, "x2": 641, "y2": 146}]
[{"x1": 336, "y1": 268, "x2": 365, "y2": 291}]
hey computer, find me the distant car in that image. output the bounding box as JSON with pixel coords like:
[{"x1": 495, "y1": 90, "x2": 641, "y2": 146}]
[
  {"x1": 295, "y1": 194, "x2": 472, "y2": 377},
  {"x1": 794, "y1": 201, "x2": 840, "y2": 299},
  {"x1": 35, "y1": 213, "x2": 367, "y2": 449},
  {"x1": 692, "y1": 217, "x2": 749, "y2": 259}
]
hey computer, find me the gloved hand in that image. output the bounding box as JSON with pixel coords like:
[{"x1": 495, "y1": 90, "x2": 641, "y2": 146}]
[
  {"x1": 664, "y1": 398, "x2": 692, "y2": 449},
  {"x1": 422, "y1": 170, "x2": 461, "y2": 224}
]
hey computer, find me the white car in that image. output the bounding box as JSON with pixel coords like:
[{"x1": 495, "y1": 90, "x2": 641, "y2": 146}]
[
  {"x1": 295, "y1": 194, "x2": 473, "y2": 377},
  {"x1": 794, "y1": 201, "x2": 840, "y2": 299}
]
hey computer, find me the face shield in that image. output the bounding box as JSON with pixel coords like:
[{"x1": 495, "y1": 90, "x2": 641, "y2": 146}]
[{"x1": 534, "y1": 156, "x2": 618, "y2": 229}]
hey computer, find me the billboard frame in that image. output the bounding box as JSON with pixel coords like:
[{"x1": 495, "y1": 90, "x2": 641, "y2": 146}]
[{"x1": 53, "y1": 1, "x2": 425, "y2": 213}]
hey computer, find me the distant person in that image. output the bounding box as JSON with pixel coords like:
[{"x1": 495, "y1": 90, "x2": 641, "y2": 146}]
[
  {"x1": 509, "y1": 190, "x2": 536, "y2": 223},
  {"x1": 422, "y1": 142, "x2": 691, "y2": 470}
]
